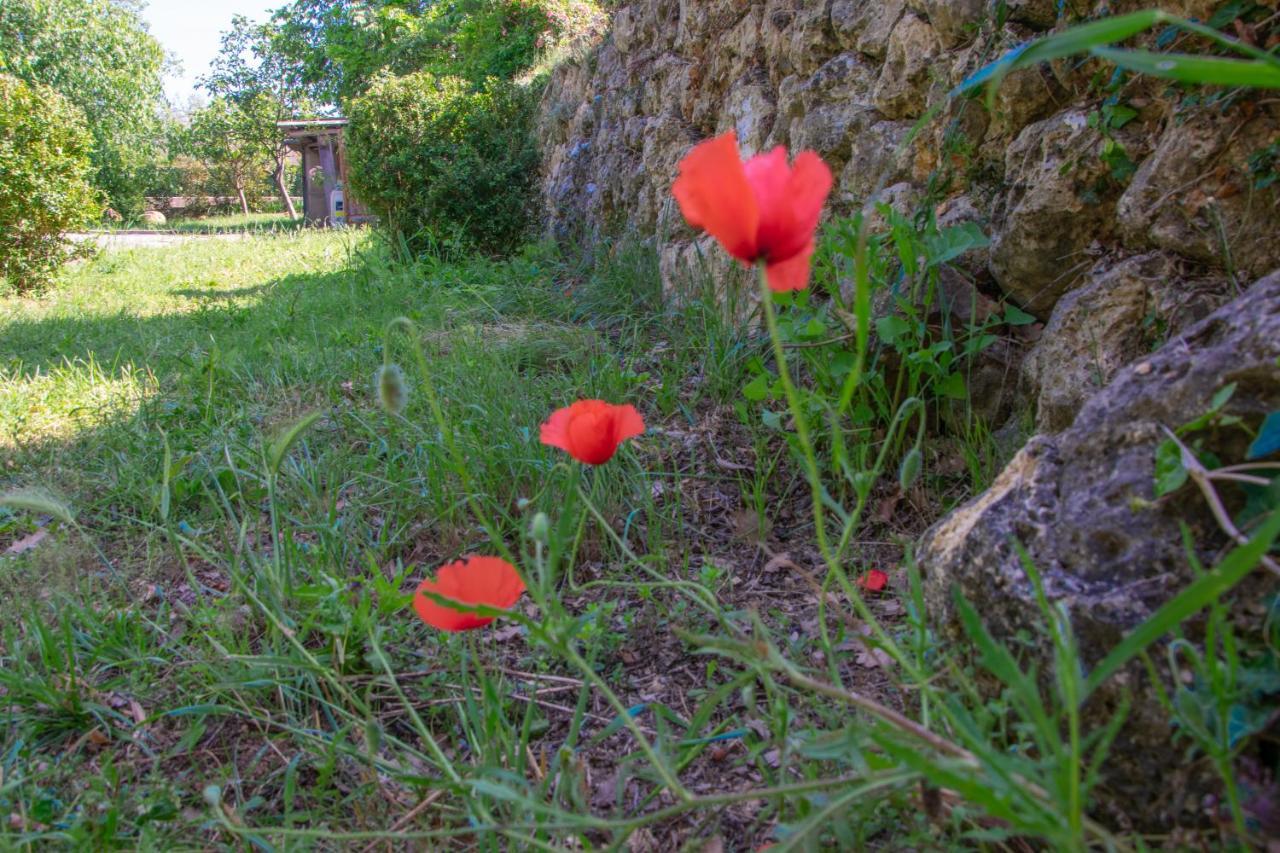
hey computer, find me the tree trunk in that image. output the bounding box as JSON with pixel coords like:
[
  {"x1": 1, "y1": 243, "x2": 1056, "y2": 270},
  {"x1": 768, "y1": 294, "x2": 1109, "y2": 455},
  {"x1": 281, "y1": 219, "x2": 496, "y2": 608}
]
[
  {"x1": 274, "y1": 155, "x2": 297, "y2": 219},
  {"x1": 238, "y1": 186, "x2": 250, "y2": 217}
]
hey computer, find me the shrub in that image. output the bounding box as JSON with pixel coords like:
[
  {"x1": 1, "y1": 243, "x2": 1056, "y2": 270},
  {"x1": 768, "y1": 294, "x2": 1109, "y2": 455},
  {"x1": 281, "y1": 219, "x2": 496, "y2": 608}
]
[
  {"x1": 346, "y1": 72, "x2": 540, "y2": 255},
  {"x1": 0, "y1": 74, "x2": 100, "y2": 294}
]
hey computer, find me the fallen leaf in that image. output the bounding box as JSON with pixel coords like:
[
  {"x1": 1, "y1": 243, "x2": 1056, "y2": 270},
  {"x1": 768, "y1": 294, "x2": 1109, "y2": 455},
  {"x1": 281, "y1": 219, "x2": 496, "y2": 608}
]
[
  {"x1": 873, "y1": 490, "x2": 902, "y2": 524},
  {"x1": 856, "y1": 646, "x2": 893, "y2": 669},
  {"x1": 762, "y1": 551, "x2": 801, "y2": 573},
  {"x1": 489, "y1": 624, "x2": 523, "y2": 643},
  {"x1": 4, "y1": 528, "x2": 48, "y2": 556},
  {"x1": 878, "y1": 599, "x2": 906, "y2": 616}
]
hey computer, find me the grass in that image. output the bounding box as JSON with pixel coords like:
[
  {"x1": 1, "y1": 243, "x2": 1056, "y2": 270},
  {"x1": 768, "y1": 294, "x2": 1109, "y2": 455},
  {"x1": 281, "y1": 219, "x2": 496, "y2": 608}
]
[
  {"x1": 0, "y1": 224, "x2": 1273, "y2": 849},
  {"x1": 103, "y1": 212, "x2": 309, "y2": 234},
  {"x1": 0, "y1": 229, "x2": 816, "y2": 847}
]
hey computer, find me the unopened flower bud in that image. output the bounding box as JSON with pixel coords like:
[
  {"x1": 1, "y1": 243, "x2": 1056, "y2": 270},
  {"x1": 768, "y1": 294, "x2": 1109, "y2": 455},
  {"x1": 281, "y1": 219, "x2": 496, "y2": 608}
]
[
  {"x1": 898, "y1": 446, "x2": 922, "y2": 491},
  {"x1": 374, "y1": 364, "x2": 409, "y2": 415},
  {"x1": 530, "y1": 512, "x2": 550, "y2": 545}
]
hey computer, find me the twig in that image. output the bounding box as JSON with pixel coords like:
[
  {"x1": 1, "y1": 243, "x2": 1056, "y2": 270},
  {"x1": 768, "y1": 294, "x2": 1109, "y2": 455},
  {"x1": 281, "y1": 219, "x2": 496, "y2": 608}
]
[{"x1": 1162, "y1": 426, "x2": 1280, "y2": 578}]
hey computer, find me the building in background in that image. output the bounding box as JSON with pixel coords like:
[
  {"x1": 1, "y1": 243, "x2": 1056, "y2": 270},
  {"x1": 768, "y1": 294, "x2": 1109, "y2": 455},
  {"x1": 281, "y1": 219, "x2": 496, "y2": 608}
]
[{"x1": 278, "y1": 118, "x2": 373, "y2": 226}]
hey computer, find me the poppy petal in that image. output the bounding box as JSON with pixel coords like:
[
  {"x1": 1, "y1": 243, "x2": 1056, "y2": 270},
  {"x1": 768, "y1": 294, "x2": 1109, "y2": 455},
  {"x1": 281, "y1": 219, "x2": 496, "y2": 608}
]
[
  {"x1": 786, "y1": 152, "x2": 834, "y2": 237},
  {"x1": 539, "y1": 405, "x2": 575, "y2": 453},
  {"x1": 856, "y1": 569, "x2": 889, "y2": 593},
  {"x1": 672, "y1": 132, "x2": 760, "y2": 263},
  {"x1": 745, "y1": 148, "x2": 832, "y2": 268},
  {"x1": 413, "y1": 557, "x2": 526, "y2": 632},
  {"x1": 611, "y1": 404, "x2": 646, "y2": 443},
  {"x1": 763, "y1": 241, "x2": 815, "y2": 292}
]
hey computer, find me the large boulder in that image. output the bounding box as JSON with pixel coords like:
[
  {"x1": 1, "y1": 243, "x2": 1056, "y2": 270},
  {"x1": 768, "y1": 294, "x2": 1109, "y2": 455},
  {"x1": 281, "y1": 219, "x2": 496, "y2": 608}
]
[{"x1": 919, "y1": 269, "x2": 1280, "y2": 828}]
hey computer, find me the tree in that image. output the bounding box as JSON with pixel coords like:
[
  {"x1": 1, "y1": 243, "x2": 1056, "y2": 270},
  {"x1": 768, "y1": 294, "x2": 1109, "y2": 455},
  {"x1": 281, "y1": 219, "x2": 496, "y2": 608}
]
[
  {"x1": 188, "y1": 99, "x2": 268, "y2": 216},
  {"x1": 202, "y1": 16, "x2": 315, "y2": 219},
  {"x1": 0, "y1": 75, "x2": 100, "y2": 294},
  {"x1": 0, "y1": 0, "x2": 165, "y2": 217}
]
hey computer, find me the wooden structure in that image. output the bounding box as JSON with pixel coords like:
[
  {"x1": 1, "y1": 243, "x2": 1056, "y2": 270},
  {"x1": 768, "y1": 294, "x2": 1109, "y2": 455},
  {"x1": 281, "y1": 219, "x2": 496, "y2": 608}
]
[{"x1": 278, "y1": 119, "x2": 373, "y2": 225}]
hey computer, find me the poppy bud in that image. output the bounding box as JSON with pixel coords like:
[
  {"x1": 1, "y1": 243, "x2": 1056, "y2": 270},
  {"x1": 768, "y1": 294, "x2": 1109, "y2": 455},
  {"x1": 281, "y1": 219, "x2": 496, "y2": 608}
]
[
  {"x1": 375, "y1": 364, "x2": 409, "y2": 415},
  {"x1": 530, "y1": 511, "x2": 550, "y2": 545},
  {"x1": 898, "y1": 446, "x2": 922, "y2": 491}
]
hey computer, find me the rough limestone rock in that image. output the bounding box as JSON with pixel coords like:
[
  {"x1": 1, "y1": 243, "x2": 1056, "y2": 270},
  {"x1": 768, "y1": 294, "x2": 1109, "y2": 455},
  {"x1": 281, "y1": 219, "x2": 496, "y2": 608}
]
[
  {"x1": 908, "y1": 0, "x2": 985, "y2": 47},
  {"x1": 1024, "y1": 253, "x2": 1229, "y2": 432},
  {"x1": 988, "y1": 110, "x2": 1113, "y2": 317},
  {"x1": 871, "y1": 13, "x2": 942, "y2": 119},
  {"x1": 1117, "y1": 106, "x2": 1280, "y2": 281},
  {"x1": 140, "y1": 210, "x2": 167, "y2": 226},
  {"x1": 831, "y1": 0, "x2": 907, "y2": 59},
  {"x1": 919, "y1": 269, "x2": 1280, "y2": 827}
]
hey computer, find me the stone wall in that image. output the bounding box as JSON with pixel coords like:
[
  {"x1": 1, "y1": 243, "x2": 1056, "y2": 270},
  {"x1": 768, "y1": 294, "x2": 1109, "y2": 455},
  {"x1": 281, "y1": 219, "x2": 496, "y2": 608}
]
[{"x1": 539, "y1": 0, "x2": 1278, "y2": 431}]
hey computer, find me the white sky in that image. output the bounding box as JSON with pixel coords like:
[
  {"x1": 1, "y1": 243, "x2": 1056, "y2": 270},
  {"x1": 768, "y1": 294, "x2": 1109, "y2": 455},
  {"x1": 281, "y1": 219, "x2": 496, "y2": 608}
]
[{"x1": 141, "y1": 0, "x2": 283, "y2": 108}]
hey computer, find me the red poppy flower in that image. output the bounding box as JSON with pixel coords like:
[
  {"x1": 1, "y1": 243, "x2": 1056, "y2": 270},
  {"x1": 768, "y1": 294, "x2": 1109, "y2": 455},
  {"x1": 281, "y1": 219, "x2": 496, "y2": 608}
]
[
  {"x1": 413, "y1": 556, "x2": 527, "y2": 632},
  {"x1": 672, "y1": 131, "x2": 833, "y2": 292},
  {"x1": 540, "y1": 400, "x2": 645, "y2": 465},
  {"x1": 857, "y1": 569, "x2": 889, "y2": 593}
]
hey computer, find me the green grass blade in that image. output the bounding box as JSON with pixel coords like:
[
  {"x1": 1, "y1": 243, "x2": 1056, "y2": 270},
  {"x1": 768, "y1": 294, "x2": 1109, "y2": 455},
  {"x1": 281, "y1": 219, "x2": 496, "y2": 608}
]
[
  {"x1": 1092, "y1": 47, "x2": 1280, "y2": 88},
  {"x1": 266, "y1": 410, "x2": 322, "y2": 480},
  {"x1": 956, "y1": 10, "x2": 1163, "y2": 95},
  {"x1": 1084, "y1": 508, "x2": 1280, "y2": 697}
]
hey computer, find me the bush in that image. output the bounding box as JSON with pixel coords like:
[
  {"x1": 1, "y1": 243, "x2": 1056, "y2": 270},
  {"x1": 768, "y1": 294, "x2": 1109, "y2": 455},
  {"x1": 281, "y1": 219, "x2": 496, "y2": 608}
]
[
  {"x1": 0, "y1": 74, "x2": 100, "y2": 294},
  {"x1": 346, "y1": 72, "x2": 540, "y2": 255}
]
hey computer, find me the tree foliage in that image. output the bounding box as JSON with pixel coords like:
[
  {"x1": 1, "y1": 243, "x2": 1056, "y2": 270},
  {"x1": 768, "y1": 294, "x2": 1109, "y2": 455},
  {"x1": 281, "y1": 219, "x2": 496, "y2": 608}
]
[
  {"x1": 202, "y1": 15, "x2": 316, "y2": 217},
  {"x1": 0, "y1": 75, "x2": 100, "y2": 294},
  {"x1": 0, "y1": 0, "x2": 165, "y2": 217},
  {"x1": 269, "y1": 0, "x2": 597, "y2": 105},
  {"x1": 346, "y1": 72, "x2": 539, "y2": 253},
  {"x1": 186, "y1": 99, "x2": 272, "y2": 216}
]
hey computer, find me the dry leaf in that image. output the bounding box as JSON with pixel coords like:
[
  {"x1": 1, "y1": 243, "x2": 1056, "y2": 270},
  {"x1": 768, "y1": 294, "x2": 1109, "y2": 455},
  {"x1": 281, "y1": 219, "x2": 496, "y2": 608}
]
[
  {"x1": 762, "y1": 551, "x2": 801, "y2": 573},
  {"x1": 4, "y1": 528, "x2": 48, "y2": 556},
  {"x1": 856, "y1": 647, "x2": 893, "y2": 669},
  {"x1": 873, "y1": 491, "x2": 901, "y2": 524}
]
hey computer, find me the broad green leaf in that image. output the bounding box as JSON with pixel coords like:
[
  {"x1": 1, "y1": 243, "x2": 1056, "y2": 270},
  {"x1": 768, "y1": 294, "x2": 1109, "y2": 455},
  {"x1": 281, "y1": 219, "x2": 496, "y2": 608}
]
[
  {"x1": 1092, "y1": 47, "x2": 1280, "y2": 88},
  {"x1": 937, "y1": 372, "x2": 967, "y2": 400},
  {"x1": 875, "y1": 314, "x2": 912, "y2": 345},
  {"x1": 1154, "y1": 438, "x2": 1189, "y2": 496},
  {"x1": 924, "y1": 221, "x2": 990, "y2": 267},
  {"x1": 1247, "y1": 411, "x2": 1280, "y2": 460},
  {"x1": 1002, "y1": 305, "x2": 1037, "y2": 326},
  {"x1": 741, "y1": 373, "x2": 770, "y2": 402}
]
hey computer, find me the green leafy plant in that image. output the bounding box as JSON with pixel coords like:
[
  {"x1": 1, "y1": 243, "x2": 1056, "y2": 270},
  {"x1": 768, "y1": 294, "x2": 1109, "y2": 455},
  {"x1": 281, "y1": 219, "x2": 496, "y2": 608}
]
[
  {"x1": 0, "y1": 74, "x2": 100, "y2": 294},
  {"x1": 346, "y1": 72, "x2": 540, "y2": 255}
]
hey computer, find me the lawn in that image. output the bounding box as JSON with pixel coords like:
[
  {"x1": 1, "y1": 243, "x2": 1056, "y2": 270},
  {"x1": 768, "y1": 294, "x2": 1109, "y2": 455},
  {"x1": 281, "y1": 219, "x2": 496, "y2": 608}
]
[
  {"x1": 4, "y1": 230, "x2": 930, "y2": 848},
  {"x1": 104, "y1": 212, "x2": 309, "y2": 234}
]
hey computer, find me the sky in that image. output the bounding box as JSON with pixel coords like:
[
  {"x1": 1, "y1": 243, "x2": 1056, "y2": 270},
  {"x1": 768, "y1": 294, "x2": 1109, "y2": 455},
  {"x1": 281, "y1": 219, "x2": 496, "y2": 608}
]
[{"x1": 140, "y1": 0, "x2": 283, "y2": 108}]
